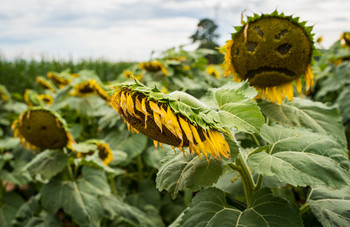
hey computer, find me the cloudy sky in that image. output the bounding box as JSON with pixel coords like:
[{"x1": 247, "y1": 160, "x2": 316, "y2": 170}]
[{"x1": 1, "y1": 0, "x2": 349, "y2": 61}]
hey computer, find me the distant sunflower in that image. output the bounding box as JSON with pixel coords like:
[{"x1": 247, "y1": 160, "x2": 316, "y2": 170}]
[
  {"x1": 223, "y1": 11, "x2": 316, "y2": 104},
  {"x1": 111, "y1": 80, "x2": 230, "y2": 161},
  {"x1": 47, "y1": 72, "x2": 71, "y2": 88},
  {"x1": 139, "y1": 61, "x2": 169, "y2": 76},
  {"x1": 71, "y1": 79, "x2": 111, "y2": 102},
  {"x1": 36, "y1": 76, "x2": 56, "y2": 92},
  {"x1": 77, "y1": 140, "x2": 113, "y2": 166},
  {"x1": 207, "y1": 64, "x2": 220, "y2": 79},
  {"x1": 123, "y1": 70, "x2": 144, "y2": 81},
  {"x1": 341, "y1": 32, "x2": 350, "y2": 47},
  {"x1": 24, "y1": 89, "x2": 43, "y2": 107},
  {"x1": 0, "y1": 84, "x2": 10, "y2": 102},
  {"x1": 12, "y1": 107, "x2": 75, "y2": 151},
  {"x1": 39, "y1": 94, "x2": 54, "y2": 105}
]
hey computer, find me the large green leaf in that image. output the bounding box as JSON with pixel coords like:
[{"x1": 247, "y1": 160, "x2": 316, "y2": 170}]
[
  {"x1": 156, "y1": 153, "x2": 224, "y2": 198},
  {"x1": 0, "y1": 192, "x2": 25, "y2": 227},
  {"x1": 336, "y1": 85, "x2": 350, "y2": 121},
  {"x1": 23, "y1": 149, "x2": 68, "y2": 180},
  {"x1": 210, "y1": 85, "x2": 264, "y2": 134},
  {"x1": 180, "y1": 188, "x2": 303, "y2": 227},
  {"x1": 126, "y1": 180, "x2": 161, "y2": 211},
  {"x1": 259, "y1": 98, "x2": 347, "y2": 147},
  {"x1": 248, "y1": 125, "x2": 350, "y2": 187},
  {"x1": 99, "y1": 194, "x2": 164, "y2": 227},
  {"x1": 41, "y1": 166, "x2": 109, "y2": 227},
  {"x1": 309, "y1": 186, "x2": 350, "y2": 227},
  {"x1": 0, "y1": 137, "x2": 19, "y2": 150},
  {"x1": 115, "y1": 134, "x2": 148, "y2": 165}
]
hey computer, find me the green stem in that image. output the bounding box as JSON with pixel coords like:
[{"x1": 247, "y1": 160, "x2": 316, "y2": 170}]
[
  {"x1": 137, "y1": 155, "x2": 144, "y2": 181},
  {"x1": 66, "y1": 164, "x2": 75, "y2": 181},
  {"x1": 251, "y1": 134, "x2": 261, "y2": 147},
  {"x1": 225, "y1": 129, "x2": 256, "y2": 206},
  {"x1": 108, "y1": 175, "x2": 117, "y2": 196},
  {"x1": 300, "y1": 202, "x2": 310, "y2": 215},
  {"x1": 236, "y1": 152, "x2": 255, "y2": 206},
  {"x1": 254, "y1": 174, "x2": 263, "y2": 192}
]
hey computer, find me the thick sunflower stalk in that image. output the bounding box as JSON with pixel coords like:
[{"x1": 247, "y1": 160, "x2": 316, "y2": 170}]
[{"x1": 111, "y1": 80, "x2": 230, "y2": 160}]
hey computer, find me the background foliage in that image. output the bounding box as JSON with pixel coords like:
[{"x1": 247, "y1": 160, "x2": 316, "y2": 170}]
[{"x1": 0, "y1": 32, "x2": 350, "y2": 227}]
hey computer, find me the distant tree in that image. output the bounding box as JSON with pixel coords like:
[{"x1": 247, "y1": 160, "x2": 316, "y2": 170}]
[{"x1": 190, "y1": 18, "x2": 222, "y2": 64}]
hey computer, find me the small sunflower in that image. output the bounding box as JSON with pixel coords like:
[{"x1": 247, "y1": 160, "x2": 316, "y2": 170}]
[
  {"x1": 36, "y1": 76, "x2": 57, "y2": 92},
  {"x1": 139, "y1": 61, "x2": 169, "y2": 76},
  {"x1": 123, "y1": 70, "x2": 144, "y2": 81},
  {"x1": 24, "y1": 89, "x2": 43, "y2": 107},
  {"x1": 341, "y1": 32, "x2": 350, "y2": 47},
  {"x1": 12, "y1": 107, "x2": 75, "y2": 151},
  {"x1": 38, "y1": 94, "x2": 54, "y2": 105},
  {"x1": 111, "y1": 80, "x2": 230, "y2": 161},
  {"x1": 223, "y1": 11, "x2": 316, "y2": 104},
  {"x1": 207, "y1": 64, "x2": 220, "y2": 79},
  {"x1": 70, "y1": 79, "x2": 111, "y2": 102},
  {"x1": 47, "y1": 72, "x2": 71, "y2": 88},
  {"x1": 0, "y1": 84, "x2": 10, "y2": 102},
  {"x1": 77, "y1": 140, "x2": 113, "y2": 166}
]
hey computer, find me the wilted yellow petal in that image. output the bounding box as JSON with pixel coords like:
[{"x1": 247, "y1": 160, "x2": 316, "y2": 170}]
[
  {"x1": 179, "y1": 117, "x2": 194, "y2": 145},
  {"x1": 149, "y1": 101, "x2": 162, "y2": 114},
  {"x1": 153, "y1": 112, "x2": 162, "y2": 132},
  {"x1": 120, "y1": 91, "x2": 128, "y2": 117},
  {"x1": 295, "y1": 78, "x2": 302, "y2": 96}
]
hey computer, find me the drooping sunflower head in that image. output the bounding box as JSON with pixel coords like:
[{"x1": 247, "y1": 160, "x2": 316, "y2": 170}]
[
  {"x1": 70, "y1": 79, "x2": 111, "y2": 102},
  {"x1": 139, "y1": 61, "x2": 169, "y2": 76},
  {"x1": 223, "y1": 11, "x2": 316, "y2": 104},
  {"x1": 12, "y1": 107, "x2": 75, "y2": 151},
  {"x1": 36, "y1": 76, "x2": 57, "y2": 92},
  {"x1": 341, "y1": 32, "x2": 350, "y2": 47},
  {"x1": 47, "y1": 72, "x2": 71, "y2": 88},
  {"x1": 76, "y1": 140, "x2": 113, "y2": 166},
  {"x1": 0, "y1": 84, "x2": 10, "y2": 102},
  {"x1": 111, "y1": 80, "x2": 230, "y2": 161}
]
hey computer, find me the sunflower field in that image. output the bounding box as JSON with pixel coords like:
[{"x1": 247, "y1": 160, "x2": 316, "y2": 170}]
[{"x1": 1, "y1": 12, "x2": 350, "y2": 227}]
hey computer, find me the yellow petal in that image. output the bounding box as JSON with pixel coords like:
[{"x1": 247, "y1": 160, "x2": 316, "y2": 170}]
[
  {"x1": 153, "y1": 112, "x2": 162, "y2": 132},
  {"x1": 149, "y1": 101, "x2": 162, "y2": 115},
  {"x1": 141, "y1": 97, "x2": 149, "y2": 129},
  {"x1": 153, "y1": 140, "x2": 158, "y2": 149},
  {"x1": 160, "y1": 107, "x2": 177, "y2": 136},
  {"x1": 295, "y1": 78, "x2": 303, "y2": 97},
  {"x1": 120, "y1": 91, "x2": 128, "y2": 116},
  {"x1": 178, "y1": 117, "x2": 194, "y2": 145},
  {"x1": 281, "y1": 82, "x2": 294, "y2": 101},
  {"x1": 305, "y1": 64, "x2": 314, "y2": 90}
]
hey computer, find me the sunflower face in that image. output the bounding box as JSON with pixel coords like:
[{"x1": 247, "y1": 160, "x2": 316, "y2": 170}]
[
  {"x1": 223, "y1": 12, "x2": 315, "y2": 104},
  {"x1": 231, "y1": 16, "x2": 312, "y2": 88},
  {"x1": 111, "y1": 82, "x2": 230, "y2": 160},
  {"x1": 13, "y1": 108, "x2": 73, "y2": 150}
]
